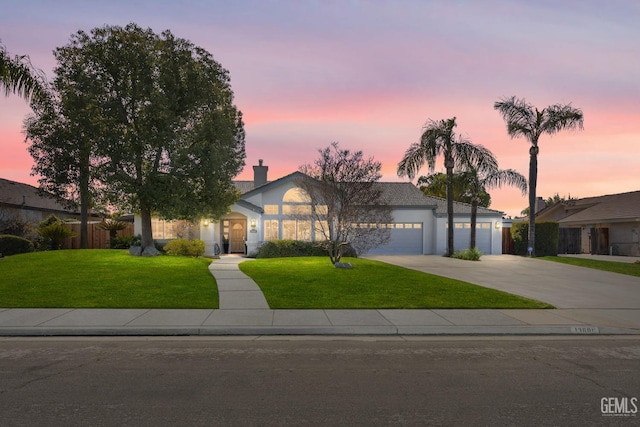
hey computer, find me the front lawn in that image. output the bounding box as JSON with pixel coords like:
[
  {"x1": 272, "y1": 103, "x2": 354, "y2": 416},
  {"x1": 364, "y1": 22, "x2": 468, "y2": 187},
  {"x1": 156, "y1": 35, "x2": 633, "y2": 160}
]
[
  {"x1": 239, "y1": 257, "x2": 552, "y2": 309},
  {"x1": 0, "y1": 250, "x2": 218, "y2": 308},
  {"x1": 540, "y1": 256, "x2": 640, "y2": 277}
]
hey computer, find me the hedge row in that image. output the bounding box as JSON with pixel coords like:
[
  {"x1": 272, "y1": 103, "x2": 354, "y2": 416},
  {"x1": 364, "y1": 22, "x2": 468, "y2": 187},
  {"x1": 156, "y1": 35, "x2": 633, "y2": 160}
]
[
  {"x1": 511, "y1": 221, "x2": 559, "y2": 256},
  {"x1": 255, "y1": 240, "x2": 357, "y2": 258}
]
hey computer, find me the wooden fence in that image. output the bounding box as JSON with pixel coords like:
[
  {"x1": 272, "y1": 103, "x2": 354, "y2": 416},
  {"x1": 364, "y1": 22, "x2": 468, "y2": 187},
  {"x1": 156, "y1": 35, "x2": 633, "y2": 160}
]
[{"x1": 62, "y1": 222, "x2": 134, "y2": 249}]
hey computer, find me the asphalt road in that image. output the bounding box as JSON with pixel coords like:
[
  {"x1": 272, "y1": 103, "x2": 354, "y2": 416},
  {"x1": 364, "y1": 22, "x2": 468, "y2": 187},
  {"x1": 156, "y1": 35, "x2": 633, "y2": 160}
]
[{"x1": 1, "y1": 337, "x2": 639, "y2": 426}]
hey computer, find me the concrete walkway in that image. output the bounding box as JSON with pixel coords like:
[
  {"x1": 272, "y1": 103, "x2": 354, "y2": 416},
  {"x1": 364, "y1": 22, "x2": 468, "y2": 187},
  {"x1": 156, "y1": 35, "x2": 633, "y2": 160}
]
[
  {"x1": 210, "y1": 255, "x2": 269, "y2": 310},
  {"x1": 1, "y1": 254, "x2": 639, "y2": 337}
]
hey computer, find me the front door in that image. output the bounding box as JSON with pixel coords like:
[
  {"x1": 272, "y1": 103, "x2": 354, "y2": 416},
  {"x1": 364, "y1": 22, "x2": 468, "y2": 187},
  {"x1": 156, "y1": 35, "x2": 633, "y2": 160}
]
[{"x1": 230, "y1": 221, "x2": 246, "y2": 253}]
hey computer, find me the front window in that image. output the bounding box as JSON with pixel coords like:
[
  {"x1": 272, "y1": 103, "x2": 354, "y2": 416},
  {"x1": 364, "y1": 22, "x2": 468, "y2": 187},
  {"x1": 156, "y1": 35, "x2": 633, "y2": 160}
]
[
  {"x1": 283, "y1": 219, "x2": 312, "y2": 241},
  {"x1": 264, "y1": 219, "x2": 279, "y2": 241}
]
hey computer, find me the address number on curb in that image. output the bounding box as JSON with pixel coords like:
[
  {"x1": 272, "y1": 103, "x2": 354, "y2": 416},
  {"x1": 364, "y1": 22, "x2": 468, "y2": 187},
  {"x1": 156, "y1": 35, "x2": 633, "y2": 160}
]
[{"x1": 571, "y1": 326, "x2": 600, "y2": 334}]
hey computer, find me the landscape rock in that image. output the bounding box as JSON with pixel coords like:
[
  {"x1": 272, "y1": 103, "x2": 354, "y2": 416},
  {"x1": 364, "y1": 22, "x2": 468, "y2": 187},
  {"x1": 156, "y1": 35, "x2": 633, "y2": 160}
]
[
  {"x1": 128, "y1": 246, "x2": 142, "y2": 256},
  {"x1": 141, "y1": 246, "x2": 161, "y2": 257},
  {"x1": 334, "y1": 262, "x2": 353, "y2": 269}
]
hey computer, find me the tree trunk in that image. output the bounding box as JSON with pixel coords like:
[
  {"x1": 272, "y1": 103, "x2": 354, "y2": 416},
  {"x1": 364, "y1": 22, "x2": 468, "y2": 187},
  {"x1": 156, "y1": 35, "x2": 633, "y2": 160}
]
[
  {"x1": 445, "y1": 156, "x2": 455, "y2": 257},
  {"x1": 79, "y1": 153, "x2": 90, "y2": 249},
  {"x1": 528, "y1": 145, "x2": 539, "y2": 257},
  {"x1": 470, "y1": 197, "x2": 478, "y2": 250},
  {"x1": 140, "y1": 207, "x2": 154, "y2": 250}
]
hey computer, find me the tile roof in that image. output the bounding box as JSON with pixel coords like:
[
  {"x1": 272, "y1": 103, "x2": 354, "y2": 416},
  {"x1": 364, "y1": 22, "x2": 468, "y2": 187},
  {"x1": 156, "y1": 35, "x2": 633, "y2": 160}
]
[
  {"x1": 553, "y1": 190, "x2": 640, "y2": 224},
  {"x1": 235, "y1": 175, "x2": 503, "y2": 216}
]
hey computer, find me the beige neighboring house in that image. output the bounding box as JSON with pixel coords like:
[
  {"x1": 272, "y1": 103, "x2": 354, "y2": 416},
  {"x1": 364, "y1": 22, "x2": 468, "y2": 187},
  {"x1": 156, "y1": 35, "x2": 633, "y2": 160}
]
[
  {"x1": 0, "y1": 177, "x2": 81, "y2": 225},
  {"x1": 535, "y1": 190, "x2": 640, "y2": 256}
]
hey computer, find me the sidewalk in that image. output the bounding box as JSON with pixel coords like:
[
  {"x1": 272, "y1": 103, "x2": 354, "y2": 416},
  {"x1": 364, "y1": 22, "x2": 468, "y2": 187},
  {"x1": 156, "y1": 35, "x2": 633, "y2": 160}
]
[{"x1": 1, "y1": 255, "x2": 639, "y2": 337}]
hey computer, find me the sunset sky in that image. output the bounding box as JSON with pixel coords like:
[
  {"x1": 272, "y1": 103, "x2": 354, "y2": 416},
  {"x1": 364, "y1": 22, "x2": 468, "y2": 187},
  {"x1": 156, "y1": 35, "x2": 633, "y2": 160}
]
[{"x1": 1, "y1": 0, "x2": 638, "y2": 217}]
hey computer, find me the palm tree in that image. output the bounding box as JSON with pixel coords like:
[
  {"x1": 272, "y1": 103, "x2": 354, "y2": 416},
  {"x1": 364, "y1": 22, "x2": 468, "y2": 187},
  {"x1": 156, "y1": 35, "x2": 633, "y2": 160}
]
[
  {"x1": 458, "y1": 149, "x2": 527, "y2": 250},
  {"x1": 418, "y1": 172, "x2": 491, "y2": 207},
  {"x1": 494, "y1": 96, "x2": 583, "y2": 256},
  {"x1": 0, "y1": 40, "x2": 48, "y2": 105},
  {"x1": 398, "y1": 117, "x2": 493, "y2": 256}
]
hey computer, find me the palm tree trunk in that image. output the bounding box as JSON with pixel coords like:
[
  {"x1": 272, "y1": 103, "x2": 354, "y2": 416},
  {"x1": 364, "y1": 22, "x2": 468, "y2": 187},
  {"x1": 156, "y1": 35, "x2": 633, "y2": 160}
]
[
  {"x1": 445, "y1": 157, "x2": 454, "y2": 257},
  {"x1": 470, "y1": 197, "x2": 478, "y2": 250},
  {"x1": 528, "y1": 145, "x2": 539, "y2": 256}
]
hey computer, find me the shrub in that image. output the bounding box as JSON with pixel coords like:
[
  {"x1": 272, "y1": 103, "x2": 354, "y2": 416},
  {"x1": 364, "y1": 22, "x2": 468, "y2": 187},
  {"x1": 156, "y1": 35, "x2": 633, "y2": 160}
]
[
  {"x1": 98, "y1": 219, "x2": 129, "y2": 248},
  {"x1": 36, "y1": 215, "x2": 76, "y2": 250},
  {"x1": 451, "y1": 248, "x2": 482, "y2": 261},
  {"x1": 111, "y1": 235, "x2": 134, "y2": 249},
  {"x1": 511, "y1": 221, "x2": 559, "y2": 256},
  {"x1": 0, "y1": 234, "x2": 35, "y2": 256},
  {"x1": 163, "y1": 238, "x2": 205, "y2": 257},
  {"x1": 255, "y1": 240, "x2": 357, "y2": 258},
  {"x1": 0, "y1": 209, "x2": 34, "y2": 238}
]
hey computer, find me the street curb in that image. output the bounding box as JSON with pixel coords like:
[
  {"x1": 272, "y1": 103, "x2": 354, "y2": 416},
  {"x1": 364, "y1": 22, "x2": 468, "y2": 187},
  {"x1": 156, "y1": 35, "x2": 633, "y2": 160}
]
[{"x1": 1, "y1": 325, "x2": 638, "y2": 337}]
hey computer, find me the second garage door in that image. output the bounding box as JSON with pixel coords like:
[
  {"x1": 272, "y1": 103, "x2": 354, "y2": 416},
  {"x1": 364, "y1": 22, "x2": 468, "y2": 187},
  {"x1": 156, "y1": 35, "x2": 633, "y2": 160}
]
[{"x1": 453, "y1": 223, "x2": 492, "y2": 254}]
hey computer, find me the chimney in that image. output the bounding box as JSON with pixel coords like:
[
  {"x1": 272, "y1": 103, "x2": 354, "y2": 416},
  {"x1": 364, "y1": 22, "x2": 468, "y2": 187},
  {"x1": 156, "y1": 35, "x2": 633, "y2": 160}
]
[
  {"x1": 253, "y1": 159, "x2": 268, "y2": 187},
  {"x1": 535, "y1": 197, "x2": 547, "y2": 214}
]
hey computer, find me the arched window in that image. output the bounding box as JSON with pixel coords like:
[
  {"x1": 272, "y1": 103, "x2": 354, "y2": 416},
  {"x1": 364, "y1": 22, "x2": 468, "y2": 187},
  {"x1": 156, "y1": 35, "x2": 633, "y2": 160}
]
[
  {"x1": 282, "y1": 188, "x2": 311, "y2": 203},
  {"x1": 283, "y1": 187, "x2": 311, "y2": 215}
]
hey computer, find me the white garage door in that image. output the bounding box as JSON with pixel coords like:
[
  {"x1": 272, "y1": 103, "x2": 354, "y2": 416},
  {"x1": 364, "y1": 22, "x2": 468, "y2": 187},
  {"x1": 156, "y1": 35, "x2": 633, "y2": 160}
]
[
  {"x1": 367, "y1": 223, "x2": 423, "y2": 255},
  {"x1": 452, "y1": 223, "x2": 492, "y2": 254}
]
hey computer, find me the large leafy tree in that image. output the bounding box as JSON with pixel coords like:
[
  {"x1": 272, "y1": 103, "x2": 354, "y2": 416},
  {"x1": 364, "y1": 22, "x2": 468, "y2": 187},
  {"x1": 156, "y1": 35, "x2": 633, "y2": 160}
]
[
  {"x1": 26, "y1": 24, "x2": 245, "y2": 253},
  {"x1": 25, "y1": 85, "x2": 101, "y2": 248},
  {"x1": 397, "y1": 117, "x2": 491, "y2": 256},
  {"x1": 0, "y1": 40, "x2": 49, "y2": 105},
  {"x1": 494, "y1": 96, "x2": 583, "y2": 256},
  {"x1": 297, "y1": 142, "x2": 392, "y2": 265}
]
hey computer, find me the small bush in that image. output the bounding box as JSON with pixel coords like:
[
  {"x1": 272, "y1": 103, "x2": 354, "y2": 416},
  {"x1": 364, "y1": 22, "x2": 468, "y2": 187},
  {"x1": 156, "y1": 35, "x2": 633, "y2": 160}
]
[
  {"x1": 111, "y1": 235, "x2": 134, "y2": 249},
  {"x1": 36, "y1": 215, "x2": 76, "y2": 250},
  {"x1": 163, "y1": 238, "x2": 205, "y2": 257},
  {"x1": 451, "y1": 248, "x2": 482, "y2": 261},
  {"x1": 0, "y1": 234, "x2": 35, "y2": 256},
  {"x1": 256, "y1": 240, "x2": 356, "y2": 258}
]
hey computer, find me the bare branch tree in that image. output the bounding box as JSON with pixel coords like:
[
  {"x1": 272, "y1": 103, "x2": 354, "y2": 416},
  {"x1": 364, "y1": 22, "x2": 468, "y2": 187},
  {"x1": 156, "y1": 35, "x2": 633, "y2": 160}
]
[{"x1": 297, "y1": 142, "x2": 392, "y2": 265}]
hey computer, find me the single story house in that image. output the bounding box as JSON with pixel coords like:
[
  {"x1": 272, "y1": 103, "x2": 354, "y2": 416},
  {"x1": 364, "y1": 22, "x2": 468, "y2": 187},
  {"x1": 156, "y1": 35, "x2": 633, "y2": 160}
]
[
  {"x1": 0, "y1": 177, "x2": 81, "y2": 224},
  {"x1": 136, "y1": 161, "x2": 505, "y2": 256},
  {"x1": 535, "y1": 190, "x2": 640, "y2": 256}
]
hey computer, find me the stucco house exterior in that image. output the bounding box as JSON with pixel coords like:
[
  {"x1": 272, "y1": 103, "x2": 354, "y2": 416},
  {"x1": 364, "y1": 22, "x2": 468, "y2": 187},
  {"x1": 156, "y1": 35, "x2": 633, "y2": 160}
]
[
  {"x1": 535, "y1": 190, "x2": 640, "y2": 256},
  {"x1": 136, "y1": 161, "x2": 505, "y2": 256}
]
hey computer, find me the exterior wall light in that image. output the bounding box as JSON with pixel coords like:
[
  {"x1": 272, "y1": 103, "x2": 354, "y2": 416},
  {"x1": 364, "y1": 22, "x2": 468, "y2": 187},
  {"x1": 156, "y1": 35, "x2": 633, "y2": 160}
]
[
  {"x1": 250, "y1": 218, "x2": 256, "y2": 229},
  {"x1": 203, "y1": 219, "x2": 209, "y2": 227}
]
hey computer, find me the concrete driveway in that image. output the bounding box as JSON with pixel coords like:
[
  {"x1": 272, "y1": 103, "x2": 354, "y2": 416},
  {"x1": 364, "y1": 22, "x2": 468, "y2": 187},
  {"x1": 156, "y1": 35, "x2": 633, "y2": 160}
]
[{"x1": 365, "y1": 255, "x2": 640, "y2": 309}]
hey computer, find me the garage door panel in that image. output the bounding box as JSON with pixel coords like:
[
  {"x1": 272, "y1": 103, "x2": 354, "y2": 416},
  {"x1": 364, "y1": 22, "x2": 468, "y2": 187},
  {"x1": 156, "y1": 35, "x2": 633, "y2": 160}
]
[
  {"x1": 367, "y1": 228, "x2": 423, "y2": 255},
  {"x1": 453, "y1": 225, "x2": 491, "y2": 254}
]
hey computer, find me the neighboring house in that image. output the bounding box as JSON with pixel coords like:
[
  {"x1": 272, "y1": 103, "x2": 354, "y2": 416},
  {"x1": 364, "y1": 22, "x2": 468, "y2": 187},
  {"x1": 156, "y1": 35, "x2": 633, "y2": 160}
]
[
  {"x1": 136, "y1": 161, "x2": 505, "y2": 256},
  {"x1": 535, "y1": 191, "x2": 640, "y2": 256},
  {"x1": 0, "y1": 177, "x2": 81, "y2": 224}
]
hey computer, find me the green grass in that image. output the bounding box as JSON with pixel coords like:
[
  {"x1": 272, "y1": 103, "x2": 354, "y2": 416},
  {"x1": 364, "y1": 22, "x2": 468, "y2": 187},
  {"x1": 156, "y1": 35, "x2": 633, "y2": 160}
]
[
  {"x1": 0, "y1": 250, "x2": 218, "y2": 308},
  {"x1": 540, "y1": 256, "x2": 640, "y2": 277},
  {"x1": 239, "y1": 257, "x2": 553, "y2": 309}
]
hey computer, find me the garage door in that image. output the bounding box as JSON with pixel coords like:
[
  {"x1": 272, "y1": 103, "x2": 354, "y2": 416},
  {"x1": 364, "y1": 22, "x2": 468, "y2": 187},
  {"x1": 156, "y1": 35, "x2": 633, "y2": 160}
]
[
  {"x1": 453, "y1": 223, "x2": 491, "y2": 254},
  {"x1": 367, "y1": 223, "x2": 423, "y2": 255}
]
